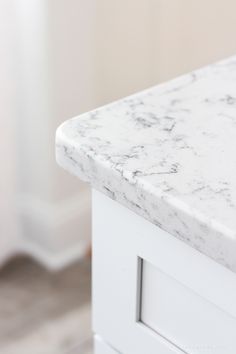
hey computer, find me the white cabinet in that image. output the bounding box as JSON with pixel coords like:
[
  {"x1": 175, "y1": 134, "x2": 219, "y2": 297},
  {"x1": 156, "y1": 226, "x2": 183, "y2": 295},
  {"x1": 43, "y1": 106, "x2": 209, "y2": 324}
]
[
  {"x1": 55, "y1": 54, "x2": 236, "y2": 353},
  {"x1": 92, "y1": 190, "x2": 236, "y2": 354}
]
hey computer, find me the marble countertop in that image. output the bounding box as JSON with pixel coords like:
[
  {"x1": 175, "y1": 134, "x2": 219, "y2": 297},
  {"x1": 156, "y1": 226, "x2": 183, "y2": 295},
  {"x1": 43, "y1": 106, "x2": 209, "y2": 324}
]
[{"x1": 56, "y1": 56, "x2": 236, "y2": 273}]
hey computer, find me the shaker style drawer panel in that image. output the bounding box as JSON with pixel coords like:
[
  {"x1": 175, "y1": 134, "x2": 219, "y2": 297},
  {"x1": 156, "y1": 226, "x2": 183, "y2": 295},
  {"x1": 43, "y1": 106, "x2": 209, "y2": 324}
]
[
  {"x1": 141, "y1": 260, "x2": 236, "y2": 354},
  {"x1": 92, "y1": 191, "x2": 236, "y2": 354}
]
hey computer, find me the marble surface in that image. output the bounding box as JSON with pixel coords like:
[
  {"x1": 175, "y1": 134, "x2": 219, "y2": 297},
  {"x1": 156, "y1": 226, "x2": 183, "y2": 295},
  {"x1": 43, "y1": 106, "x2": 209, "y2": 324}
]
[{"x1": 56, "y1": 56, "x2": 236, "y2": 273}]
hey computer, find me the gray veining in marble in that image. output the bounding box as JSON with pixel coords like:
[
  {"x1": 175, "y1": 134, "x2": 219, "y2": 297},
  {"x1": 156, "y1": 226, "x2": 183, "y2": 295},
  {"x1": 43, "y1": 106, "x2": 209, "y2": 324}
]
[{"x1": 56, "y1": 55, "x2": 236, "y2": 273}]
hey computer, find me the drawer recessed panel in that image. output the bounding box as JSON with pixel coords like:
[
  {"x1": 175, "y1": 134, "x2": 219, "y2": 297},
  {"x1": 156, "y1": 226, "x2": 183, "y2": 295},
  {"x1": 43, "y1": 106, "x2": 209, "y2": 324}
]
[{"x1": 141, "y1": 260, "x2": 236, "y2": 354}]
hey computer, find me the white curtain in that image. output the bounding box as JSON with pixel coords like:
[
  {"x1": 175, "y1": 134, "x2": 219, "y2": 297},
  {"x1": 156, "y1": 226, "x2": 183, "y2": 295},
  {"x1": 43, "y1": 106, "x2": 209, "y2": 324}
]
[{"x1": 0, "y1": 1, "x2": 20, "y2": 263}]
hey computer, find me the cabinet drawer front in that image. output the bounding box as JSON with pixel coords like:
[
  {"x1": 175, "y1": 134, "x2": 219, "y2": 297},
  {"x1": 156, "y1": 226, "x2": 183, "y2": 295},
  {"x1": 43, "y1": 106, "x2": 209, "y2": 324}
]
[
  {"x1": 141, "y1": 260, "x2": 236, "y2": 354},
  {"x1": 93, "y1": 190, "x2": 236, "y2": 354}
]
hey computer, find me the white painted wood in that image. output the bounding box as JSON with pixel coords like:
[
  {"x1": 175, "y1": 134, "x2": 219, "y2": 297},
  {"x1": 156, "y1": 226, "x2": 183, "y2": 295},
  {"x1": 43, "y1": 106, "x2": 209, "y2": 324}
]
[
  {"x1": 94, "y1": 335, "x2": 118, "y2": 354},
  {"x1": 92, "y1": 190, "x2": 236, "y2": 354},
  {"x1": 93, "y1": 191, "x2": 185, "y2": 354},
  {"x1": 142, "y1": 260, "x2": 236, "y2": 354}
]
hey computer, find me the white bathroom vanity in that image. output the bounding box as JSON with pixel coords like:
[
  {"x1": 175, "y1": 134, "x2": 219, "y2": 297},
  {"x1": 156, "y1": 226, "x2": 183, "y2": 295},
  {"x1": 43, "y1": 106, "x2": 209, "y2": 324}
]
[{"x1": 56, "y1": 56, "x2": 236, "y2": 354}]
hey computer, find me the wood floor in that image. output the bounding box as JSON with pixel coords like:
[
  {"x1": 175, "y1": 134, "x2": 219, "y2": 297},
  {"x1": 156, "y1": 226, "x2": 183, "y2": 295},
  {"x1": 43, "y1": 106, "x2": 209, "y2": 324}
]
[{"x1": 0, "y1": 256, "x2": 93, "y2": 354}]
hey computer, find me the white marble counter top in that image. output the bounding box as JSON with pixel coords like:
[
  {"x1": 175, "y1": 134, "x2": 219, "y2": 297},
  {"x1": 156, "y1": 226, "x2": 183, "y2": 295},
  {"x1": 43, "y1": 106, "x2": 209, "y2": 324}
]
[{"x1": 56, "y1": 56, "x2": 236, "y2": 273}]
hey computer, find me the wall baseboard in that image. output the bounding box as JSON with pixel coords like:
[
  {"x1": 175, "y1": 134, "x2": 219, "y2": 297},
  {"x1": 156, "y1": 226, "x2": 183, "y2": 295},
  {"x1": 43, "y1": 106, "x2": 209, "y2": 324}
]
[
  {"x1": 21, "y1": 239, "x2": 89, "y2": 271},
  {"x1": 17, "y1": 189, "x2": 91, "y2": 270}
]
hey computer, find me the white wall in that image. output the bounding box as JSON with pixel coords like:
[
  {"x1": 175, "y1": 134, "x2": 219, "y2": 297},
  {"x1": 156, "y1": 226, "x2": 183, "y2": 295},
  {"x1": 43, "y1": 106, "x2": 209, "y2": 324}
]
[
  {"x1": 95, "y1": 0, "x2": 236, "y2": 104},
  {"x1": 7, "y1": 0, "x2": 96, "y2": 269},
  {"x1": 16, "y1": 0, "x2": 97, "y2": 269}
]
